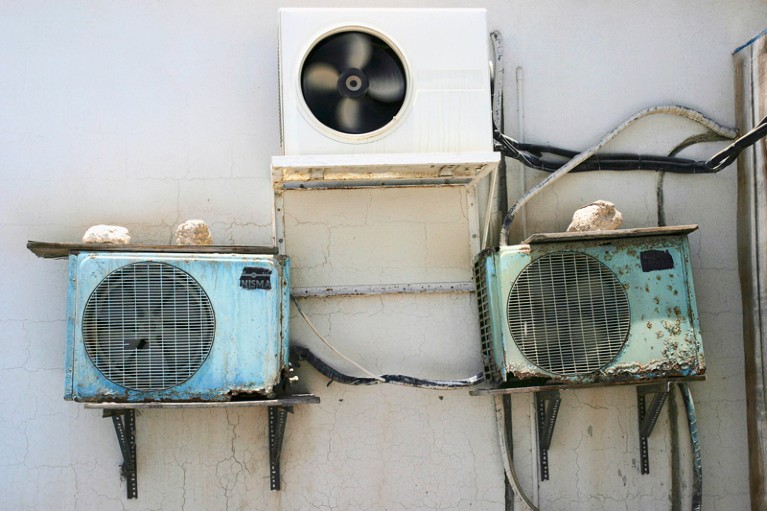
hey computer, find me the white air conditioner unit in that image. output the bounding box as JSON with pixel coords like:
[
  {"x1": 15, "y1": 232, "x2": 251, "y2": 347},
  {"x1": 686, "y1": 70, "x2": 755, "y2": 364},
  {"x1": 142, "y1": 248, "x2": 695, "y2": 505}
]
[
  {"x1": 64, "y1": 251, "x2": 290, "y2": 402},
  {"x1": 274, "y1": 8, "x2": 498, "y2": 184}
]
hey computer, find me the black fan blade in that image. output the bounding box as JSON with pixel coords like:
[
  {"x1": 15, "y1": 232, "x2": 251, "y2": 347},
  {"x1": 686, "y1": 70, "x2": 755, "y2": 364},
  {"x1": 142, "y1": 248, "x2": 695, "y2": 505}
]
[
  {"x1": 309, "y1": 32, "x2": 373, "y2": 72},
  {"x1": 335, "y1": 96, "x2": 400, "y2": 134},
  {"x1": 365, "y1": 46, "x2": 406, "y2": 103}
]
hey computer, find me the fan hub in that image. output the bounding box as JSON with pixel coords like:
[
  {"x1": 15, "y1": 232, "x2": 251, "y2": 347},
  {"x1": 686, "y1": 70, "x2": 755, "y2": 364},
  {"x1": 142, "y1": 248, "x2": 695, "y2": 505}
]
[{"x1": 338, "y1": 68, "x2": 368, "y2": 99}]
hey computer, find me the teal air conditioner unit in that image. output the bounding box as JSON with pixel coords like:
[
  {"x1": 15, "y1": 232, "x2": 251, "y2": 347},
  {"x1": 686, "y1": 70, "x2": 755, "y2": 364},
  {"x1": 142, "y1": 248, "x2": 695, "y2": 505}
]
[
  {"x1": 474, "y1": 226, "x2": 705, "y2": 386},
  {"x1": 65, "y1": 251, "x2": 290, "y2": 402}
]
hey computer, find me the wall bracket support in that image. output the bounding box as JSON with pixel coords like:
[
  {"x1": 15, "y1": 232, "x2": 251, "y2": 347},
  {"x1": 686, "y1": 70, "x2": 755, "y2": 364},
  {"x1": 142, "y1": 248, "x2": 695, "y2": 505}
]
[
  {"x1": 88, "y1": 394, "x2": 319, "y2": 499},
  {"x1": 269, "y1": 405, "x2": 293, "y2": 490},
  {"x1": 535, "y1": 390, "x2": 562, "y2": 481},
  {"x1": 637, "y1": 381, "x2": 671, "y2": 474},
  {"x1": 103, "y1": 409, "x2": 138, "y2": 499}
]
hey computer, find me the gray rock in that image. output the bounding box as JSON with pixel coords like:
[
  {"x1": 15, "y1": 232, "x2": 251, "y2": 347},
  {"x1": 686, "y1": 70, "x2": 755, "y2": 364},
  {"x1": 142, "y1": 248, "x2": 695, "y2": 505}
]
[
  {"x1": 82, "y1": 225, "x2": 131, "y2": 244},
  {"x1": 566, "y1": 200, "x2": 623, "y2": 232},
  {"x1": 175, "y1": 219, "x2": 213, "y2": 246}
]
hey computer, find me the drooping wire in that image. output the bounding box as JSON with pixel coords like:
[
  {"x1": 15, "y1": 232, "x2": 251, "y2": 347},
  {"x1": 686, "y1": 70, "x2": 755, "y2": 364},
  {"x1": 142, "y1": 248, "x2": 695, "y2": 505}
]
[
  {"x1": 495, "y1": 394, "x2": 540, "y2": 511},
  {"x1": 290, "y1": 345, "x2": 484, "y2": 389},
  {"x1": 291, "y1": 298, "x2": 484, "y2": 389},
  {"x1": 498, "y1": 105, "x2": 747, "y2": 245},
  {"x1": 291, "y1": 297, "x2": 384, "y2": 382},
  {"x1": 679, "y1": 383, "x2": 703, "y2": 511}
]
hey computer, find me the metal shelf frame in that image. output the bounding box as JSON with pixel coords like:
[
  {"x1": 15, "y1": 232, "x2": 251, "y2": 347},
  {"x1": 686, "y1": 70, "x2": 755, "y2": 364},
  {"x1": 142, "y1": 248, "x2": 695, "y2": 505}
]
[
  {"x1": 472, "y1": 375, "x2": 704, "y2": 481},
  {"x1": 84, "y1": 394, "x2": 320, "y2": 499}
]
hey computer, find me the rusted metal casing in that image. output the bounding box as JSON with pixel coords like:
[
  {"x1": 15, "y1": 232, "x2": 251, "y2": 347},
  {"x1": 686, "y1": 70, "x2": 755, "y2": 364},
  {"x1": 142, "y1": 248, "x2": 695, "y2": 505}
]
[
  {"x1": 474, "y1": 226, "x2": 705, "y2": 386},
  {"x1": 734, "y1": 27, "x2": 767, "y2": 511},
  {"x1": 64, "y1": 252, "x2": 290, "y2": 402}
]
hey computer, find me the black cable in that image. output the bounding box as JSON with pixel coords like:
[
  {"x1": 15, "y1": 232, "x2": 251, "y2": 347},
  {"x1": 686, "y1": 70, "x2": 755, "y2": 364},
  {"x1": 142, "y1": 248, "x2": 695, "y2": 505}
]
[
  {"x1": 290, "y1": 345, "x2": 484, "y2": 389},
  {"x1": 707, "y1": 116, "x2": 767, "y2": 171},
  {"x1": 496, "y1": 114, "x2": 767, "y2": 176},
  {"x1": 496, "y1": 132, "x2": 714, "y2": 174}
]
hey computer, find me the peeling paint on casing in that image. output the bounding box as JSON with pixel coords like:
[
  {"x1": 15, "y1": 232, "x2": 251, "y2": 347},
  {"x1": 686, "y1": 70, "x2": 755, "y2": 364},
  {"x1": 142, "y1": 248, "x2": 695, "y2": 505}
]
[
  {"x1": 474, "y1": 231, "x2": 704, "y2": 386},
  {"x1": 64, "y1": 251, "x2": 290, "y2": 402}
]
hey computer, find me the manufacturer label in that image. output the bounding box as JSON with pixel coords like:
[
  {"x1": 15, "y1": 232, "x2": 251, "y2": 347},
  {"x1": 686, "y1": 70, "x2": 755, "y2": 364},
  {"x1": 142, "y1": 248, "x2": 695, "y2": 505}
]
[{"x1": 239, "y1": 267, "x2": 272, "y2": 290}]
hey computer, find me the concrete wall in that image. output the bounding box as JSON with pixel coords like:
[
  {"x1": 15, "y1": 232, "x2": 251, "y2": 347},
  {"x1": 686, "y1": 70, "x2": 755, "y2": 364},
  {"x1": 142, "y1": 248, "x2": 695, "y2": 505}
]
[{"x1": 1, "y1": 1, "x2": 765, "y2": 509}]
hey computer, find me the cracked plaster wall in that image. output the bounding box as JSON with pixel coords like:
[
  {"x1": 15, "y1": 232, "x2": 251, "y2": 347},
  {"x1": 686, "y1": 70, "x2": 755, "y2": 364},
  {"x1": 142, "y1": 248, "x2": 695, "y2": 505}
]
[{"x1": 1, "y1": 1, "x2": 765, "y2": 510}]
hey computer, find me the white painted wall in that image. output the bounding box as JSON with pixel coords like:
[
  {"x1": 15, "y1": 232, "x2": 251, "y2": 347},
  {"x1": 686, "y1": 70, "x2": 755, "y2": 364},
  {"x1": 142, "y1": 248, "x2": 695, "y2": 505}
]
[{"x1": 1, "y1": 1, "x2": 764, "y2": 509}]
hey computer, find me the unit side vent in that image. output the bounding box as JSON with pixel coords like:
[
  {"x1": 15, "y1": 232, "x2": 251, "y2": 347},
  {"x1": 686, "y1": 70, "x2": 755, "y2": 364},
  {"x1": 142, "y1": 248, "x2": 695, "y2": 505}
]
[
  {"x1": 507, "y1": 252, "x2": 630, "y2": 376},
  {"x1": 474, "y1": 256, "x2": 500, "y2": 381},
  {"x1": 82, "y1": 262, "x2": 215, "y2": 391}
]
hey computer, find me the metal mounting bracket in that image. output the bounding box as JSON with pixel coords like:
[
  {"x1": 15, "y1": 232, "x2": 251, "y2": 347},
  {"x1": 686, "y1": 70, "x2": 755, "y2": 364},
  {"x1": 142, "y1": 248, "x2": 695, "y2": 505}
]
[
  {"x1": 268, "y1": 405, "x2": 293, "y2": 491},
  {"x1": 88, "y1": 394, "x2": 319, "y2": 499},
  {"x1": 103, "y1": 409, "x2": 138, "y2": 499},
  {"x1": 637, "y1": 381, "x2": 671, "y2": 474},
  {"x1": 535, "y1": 390, "x2": 562, "y2": 481}
]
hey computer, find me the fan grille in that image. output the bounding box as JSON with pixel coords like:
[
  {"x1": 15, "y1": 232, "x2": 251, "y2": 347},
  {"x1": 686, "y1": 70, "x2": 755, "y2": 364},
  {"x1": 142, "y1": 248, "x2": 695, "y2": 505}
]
[
  {"x1": 507, "y1": 252, "x2": 630, "y2": 376},
  {"x1": 82, "y1": 262, "x2": 215, "y2": 391}
]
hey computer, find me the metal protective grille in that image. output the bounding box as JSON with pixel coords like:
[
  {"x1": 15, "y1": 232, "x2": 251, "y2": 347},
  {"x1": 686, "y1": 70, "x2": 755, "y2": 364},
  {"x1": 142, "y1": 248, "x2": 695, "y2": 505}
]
[
  {"x1": 474, "y1": 256, "x2": 501, "y2": 382},
  {"x1": 507, "y1": 252, "x2": 630, "y2": 376},
  {"x1": 82, "y1": 262, "x2": 215, "y2": 391}
]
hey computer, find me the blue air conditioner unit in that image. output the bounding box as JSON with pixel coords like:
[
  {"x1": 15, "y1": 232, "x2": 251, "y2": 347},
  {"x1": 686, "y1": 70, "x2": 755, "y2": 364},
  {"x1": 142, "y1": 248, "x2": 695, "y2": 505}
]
[
  {"x1": 65, "y1": 252, "x2": 290, "y2": 402},
  {"x1": 474, "y1": 226, "x2": 705, "y2": 386}
]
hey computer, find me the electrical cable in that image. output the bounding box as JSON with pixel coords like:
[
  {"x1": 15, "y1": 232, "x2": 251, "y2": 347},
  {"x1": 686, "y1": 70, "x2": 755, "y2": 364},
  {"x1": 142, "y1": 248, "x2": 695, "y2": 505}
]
[
  {"x1": 495, "y1": 394, "x2": 540, "y2": 511},
  {"x1": 678, "y1": 383, "x2": 703, "y2": 511},
  {"x1": 706, "y1": 115, "x2": 767, "y2": 171},
  {"x1": 500, "y1": 134, "x2": 719, "y2": 174},
  {"x1": 499, "y1": 105, "x2": 743, "y2": 245},
  {"x1": 292, "y1": 293, "x2": 482, "y2": 389},
  {"x1": 290, "y1": 345, "x2": 484, "y2": 389},
  {"x1": 291, "y1": 297, "x2": 385, "y2": 382},
  {"x1": 498, "y1": 113, "x2": 767, "y2": 178}
]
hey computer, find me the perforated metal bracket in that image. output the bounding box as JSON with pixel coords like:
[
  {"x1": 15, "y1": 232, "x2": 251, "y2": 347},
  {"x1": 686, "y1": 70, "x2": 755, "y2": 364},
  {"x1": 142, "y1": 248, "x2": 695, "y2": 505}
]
[
  {"x1": 535, "y1": 390, "x2": 562, "y2": 481},
  {"x1": 637, "y1": 382, "x2": 671, "y2": 474},
  {"x1": 87, "y1": 394, "x2": 319, "y2": 499},
  {"x1": 102, "y1": 409, "x2": 138, "y2": 499},
  {"x1": 269, "y1": 405, "x2": 293, "y2": 490}
]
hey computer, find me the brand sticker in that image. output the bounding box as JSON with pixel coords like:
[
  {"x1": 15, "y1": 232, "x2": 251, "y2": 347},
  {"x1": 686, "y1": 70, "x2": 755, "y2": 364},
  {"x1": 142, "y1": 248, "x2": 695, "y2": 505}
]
[{"x1": 240, "y1": 267, "x2": 272, "y2": 290}]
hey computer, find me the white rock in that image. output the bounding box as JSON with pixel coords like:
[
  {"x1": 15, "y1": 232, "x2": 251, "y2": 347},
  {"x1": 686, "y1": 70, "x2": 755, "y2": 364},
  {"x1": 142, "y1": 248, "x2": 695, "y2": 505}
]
[
  {"x1": 174, "y1": 219, "x2": 213, "y2": 246},
  {"x1": 566, "y1": 200, "x2": 623, "y2": 232},
  {"x1": 82, "y1": 225, "x2": 131, "y2": 244}
]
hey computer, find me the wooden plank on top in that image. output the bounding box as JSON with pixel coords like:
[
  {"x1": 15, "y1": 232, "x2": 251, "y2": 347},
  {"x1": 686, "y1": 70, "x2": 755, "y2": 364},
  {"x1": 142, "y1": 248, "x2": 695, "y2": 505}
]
[
  {"x1": 521, "y1": 224, "x2": 698, "y2": 245},
  {"x1": 27, "y1": 241, "x2": 279, "y2": 259}
]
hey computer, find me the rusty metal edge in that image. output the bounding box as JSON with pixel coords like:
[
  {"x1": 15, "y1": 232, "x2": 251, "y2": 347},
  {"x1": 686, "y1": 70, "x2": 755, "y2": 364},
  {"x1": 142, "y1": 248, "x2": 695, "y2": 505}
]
[
  {"x1": 468, "y1": 375, "x2": 705, "y2": 396},
  {"x1": 82, "y1": 394, "x2": 320, "y2": 409}
]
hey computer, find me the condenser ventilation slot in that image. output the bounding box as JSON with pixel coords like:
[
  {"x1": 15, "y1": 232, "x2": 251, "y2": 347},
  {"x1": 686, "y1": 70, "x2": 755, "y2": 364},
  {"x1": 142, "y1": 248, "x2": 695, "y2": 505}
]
[
  {"x1": 507, "y1": 252, "x2": 630, "y2": 376},
  {"x1": 82, "y1": 262, "x2": 216, "y2": 391}
]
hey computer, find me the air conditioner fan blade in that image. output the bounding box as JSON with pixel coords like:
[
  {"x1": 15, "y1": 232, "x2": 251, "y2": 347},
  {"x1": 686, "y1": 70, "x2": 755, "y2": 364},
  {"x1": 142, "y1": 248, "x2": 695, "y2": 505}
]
[
  {"x1": 366, "y1": 46, "x2": 406, "y2": 103},
  {"x1": 302, "y1": 62, "x2": 339, "y2": 92},
  {"x1": 309, "y1": 32, "x2": 373, "y2": 72}
]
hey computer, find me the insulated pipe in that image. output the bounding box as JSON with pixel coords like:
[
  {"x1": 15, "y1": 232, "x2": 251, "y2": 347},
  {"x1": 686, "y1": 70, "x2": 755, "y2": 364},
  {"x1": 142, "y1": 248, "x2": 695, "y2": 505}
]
[{"x1": 498, "y1": 105, "x2": 738, "y2": 246}]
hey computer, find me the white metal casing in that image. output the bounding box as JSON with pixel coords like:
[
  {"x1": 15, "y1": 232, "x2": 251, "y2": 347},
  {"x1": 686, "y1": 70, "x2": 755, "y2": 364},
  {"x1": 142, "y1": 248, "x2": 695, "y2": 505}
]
[
  {"x1": 277, "y1": 8, "x2": 494, "y2": 156},
  {"x1": 65, "y1": 252, "x2": 290, "y2": 402}
]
